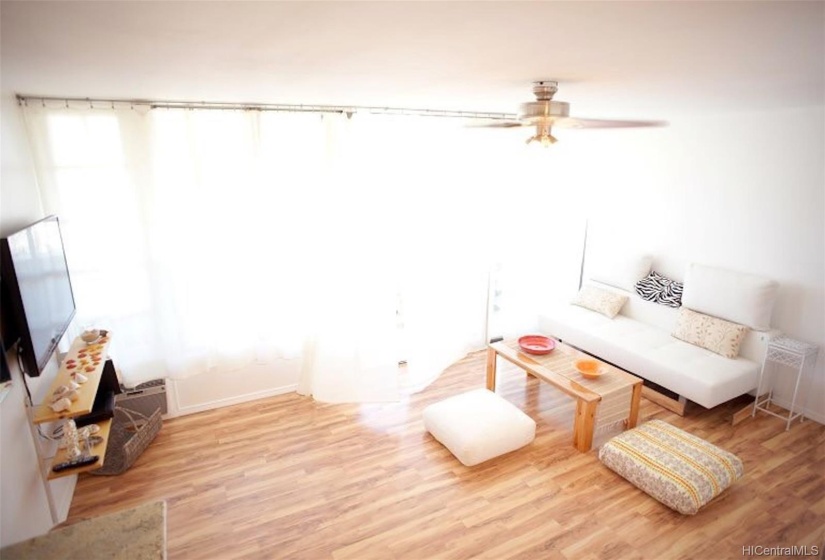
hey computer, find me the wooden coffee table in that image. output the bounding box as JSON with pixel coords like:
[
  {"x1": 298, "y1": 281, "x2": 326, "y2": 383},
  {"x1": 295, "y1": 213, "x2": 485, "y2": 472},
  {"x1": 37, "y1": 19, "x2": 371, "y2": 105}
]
[{"x1": 486, "y1": 339, "x2": 643, "y2": 452}]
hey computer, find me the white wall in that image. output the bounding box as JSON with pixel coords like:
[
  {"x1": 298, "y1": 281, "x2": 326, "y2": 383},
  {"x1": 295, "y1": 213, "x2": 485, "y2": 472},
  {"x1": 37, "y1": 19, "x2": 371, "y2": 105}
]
[
  {"x1": 564, "y1": 105, "x2": 824, "y2": 422},
  {"x1": 1, "y1": 97, "x2": 43, "y2": 234},
  {"x1": 0, "y1": 93, "x2": 76, "y2": 546},
  {"x1": 166, "y1": 361, "x2": 299, "y2": 417}
]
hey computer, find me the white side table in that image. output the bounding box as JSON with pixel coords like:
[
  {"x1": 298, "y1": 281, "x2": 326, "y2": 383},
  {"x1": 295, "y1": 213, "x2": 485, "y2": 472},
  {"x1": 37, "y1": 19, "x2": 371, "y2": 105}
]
[{"x1": 752, "y1": 335, "x2": 819, "y2": 430}]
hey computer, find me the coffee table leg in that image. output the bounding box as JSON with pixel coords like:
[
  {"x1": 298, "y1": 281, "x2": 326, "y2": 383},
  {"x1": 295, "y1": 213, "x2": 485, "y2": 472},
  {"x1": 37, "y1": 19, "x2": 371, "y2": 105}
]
[
  {"x1": 573, "y1": 399, "x2": 598, "y2": 452},
  {"x1": 486, "y1": 347, "x2": 497, "y2": 391},
  {"x1": 627, "y1": 382, "x2": 642, "y2": 429}
]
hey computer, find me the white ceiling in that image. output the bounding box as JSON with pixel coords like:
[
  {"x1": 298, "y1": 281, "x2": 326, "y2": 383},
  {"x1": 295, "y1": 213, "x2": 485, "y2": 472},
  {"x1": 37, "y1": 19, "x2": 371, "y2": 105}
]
[{"x1": 2, "y1": 1, "x2": 823, "y2": 118}]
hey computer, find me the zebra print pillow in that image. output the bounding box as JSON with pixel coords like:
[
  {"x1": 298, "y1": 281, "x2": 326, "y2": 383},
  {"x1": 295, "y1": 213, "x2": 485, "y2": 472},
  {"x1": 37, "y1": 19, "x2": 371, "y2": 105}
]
[{"x1": 635, "y1": 271, "x2": 684, "y2": 307}]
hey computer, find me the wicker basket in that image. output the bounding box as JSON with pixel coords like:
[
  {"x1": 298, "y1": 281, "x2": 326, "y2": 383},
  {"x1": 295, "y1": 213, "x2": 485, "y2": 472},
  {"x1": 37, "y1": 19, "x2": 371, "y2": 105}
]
[{"x1": 90, "y1": 405, "x2": 162, "y2": 476}]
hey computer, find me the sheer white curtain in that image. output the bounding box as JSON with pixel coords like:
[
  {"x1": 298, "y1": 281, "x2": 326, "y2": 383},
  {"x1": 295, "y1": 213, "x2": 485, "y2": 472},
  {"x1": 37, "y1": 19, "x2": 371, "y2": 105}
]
[
  {"x1": 22, "y1": 101, "x2": 561, "y2": 401},
  {"x1": 290, "y1": 113, "x2": 401, "y2": 402}
]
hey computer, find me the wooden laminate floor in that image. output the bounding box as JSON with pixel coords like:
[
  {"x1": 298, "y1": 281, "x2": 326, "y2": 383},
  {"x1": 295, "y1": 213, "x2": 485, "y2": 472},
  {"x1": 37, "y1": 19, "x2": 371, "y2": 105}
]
[{"x1": 67, "y1": 351, "x2": 825, "y2": 560}]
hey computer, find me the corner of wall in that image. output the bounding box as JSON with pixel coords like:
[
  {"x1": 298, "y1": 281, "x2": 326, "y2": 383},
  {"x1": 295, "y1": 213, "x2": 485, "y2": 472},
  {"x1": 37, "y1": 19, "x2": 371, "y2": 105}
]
[{"x1": 0, "y1": 87, "x2": 56, "y2": 547}]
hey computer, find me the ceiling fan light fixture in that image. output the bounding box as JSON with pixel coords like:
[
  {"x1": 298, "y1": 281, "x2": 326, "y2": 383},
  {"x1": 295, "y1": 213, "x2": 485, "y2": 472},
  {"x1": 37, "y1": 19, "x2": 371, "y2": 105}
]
[
  {"x1": 526, "y1": 133, "x2": 558, "y2": 147},
  {"x1": 526, "y1": 121, "x2": 558, "y2": 147}
]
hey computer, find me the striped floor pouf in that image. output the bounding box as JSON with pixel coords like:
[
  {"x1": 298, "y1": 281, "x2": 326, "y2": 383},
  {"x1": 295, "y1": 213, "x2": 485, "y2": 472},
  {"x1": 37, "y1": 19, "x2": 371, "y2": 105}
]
[{"x1": 599, "y1": 420, "x2": 744, "y2": 515}]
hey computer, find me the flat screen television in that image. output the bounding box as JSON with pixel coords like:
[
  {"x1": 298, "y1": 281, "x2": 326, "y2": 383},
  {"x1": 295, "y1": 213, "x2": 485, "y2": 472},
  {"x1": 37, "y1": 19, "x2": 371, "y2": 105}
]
[{"x1": 0, "y1": 216, "x2": 76, "y2": 377}]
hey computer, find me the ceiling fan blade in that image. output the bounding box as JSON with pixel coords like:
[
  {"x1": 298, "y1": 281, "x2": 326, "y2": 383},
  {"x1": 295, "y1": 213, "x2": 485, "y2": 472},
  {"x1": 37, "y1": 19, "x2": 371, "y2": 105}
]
[
  {"x1": 465, "y1": 120, "x2": 530, "y2": 128},
  {"x1": 552, "y1": 117, "x2": 668, "y2": 129}
]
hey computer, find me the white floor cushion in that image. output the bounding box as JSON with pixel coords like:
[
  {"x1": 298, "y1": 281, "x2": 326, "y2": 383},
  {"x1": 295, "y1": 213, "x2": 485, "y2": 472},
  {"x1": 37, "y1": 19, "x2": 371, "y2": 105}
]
[{"x1": 423, "y1": 389, "x2": 536, "y2": 466}]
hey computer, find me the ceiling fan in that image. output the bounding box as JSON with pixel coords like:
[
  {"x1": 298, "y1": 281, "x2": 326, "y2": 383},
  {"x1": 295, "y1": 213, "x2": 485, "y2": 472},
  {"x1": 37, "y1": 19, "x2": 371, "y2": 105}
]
[{"x1": 481, "y1": 81, "x2": 666, "y2": 146}]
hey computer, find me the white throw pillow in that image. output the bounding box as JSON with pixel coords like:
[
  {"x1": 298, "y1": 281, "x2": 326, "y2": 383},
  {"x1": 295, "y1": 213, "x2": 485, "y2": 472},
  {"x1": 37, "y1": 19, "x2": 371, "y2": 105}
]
[
  {"x1": 681, "y1": 264, "x2": 778, "y2": 331},
  {"x1": 672, "y1": 307, "x2": 749, "y2": 359},
  {"x1": 589, "y1": 254, "x2": 653, "y2": 292},
  {"x1": 572, "y1": 285, "x2": 628, "y2": 319}
]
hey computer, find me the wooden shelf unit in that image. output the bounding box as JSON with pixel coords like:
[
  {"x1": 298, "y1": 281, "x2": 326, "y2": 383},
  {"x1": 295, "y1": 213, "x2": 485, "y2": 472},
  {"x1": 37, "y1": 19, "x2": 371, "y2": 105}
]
[
  {"x1": 27, "y1": 333, "x2": 119, "y2": 489},
  {"x1": 32, "y1": 335, "x2": 113, "y2": 424},
  {"x1": 46, "y1": 418, "x2": 112, "y2": 480}
]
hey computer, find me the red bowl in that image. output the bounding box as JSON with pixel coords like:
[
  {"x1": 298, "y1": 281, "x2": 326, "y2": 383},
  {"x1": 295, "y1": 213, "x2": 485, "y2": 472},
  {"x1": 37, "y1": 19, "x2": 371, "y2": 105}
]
[{"x1": 518, "y1": 335, "x2": 556, "y2": 355}]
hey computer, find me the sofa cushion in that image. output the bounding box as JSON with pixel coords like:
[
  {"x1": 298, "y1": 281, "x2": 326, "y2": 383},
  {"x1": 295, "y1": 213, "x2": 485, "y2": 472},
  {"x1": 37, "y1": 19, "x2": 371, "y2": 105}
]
[
  {"x1": 590, "y1": 254, "x2": 653, "y2": 292},
  {"x1": 681, "y1": 263, "x2": 778, "y2": 331},
  {"x1": 586, "y1": 281, "x2": 680, "y2": 333},
  {"x1": 672, "y1": 308, "x2": 749, "y2": 359},
  {"x1": 572, "y1": 284, "x2": 628, "y2": 318}
]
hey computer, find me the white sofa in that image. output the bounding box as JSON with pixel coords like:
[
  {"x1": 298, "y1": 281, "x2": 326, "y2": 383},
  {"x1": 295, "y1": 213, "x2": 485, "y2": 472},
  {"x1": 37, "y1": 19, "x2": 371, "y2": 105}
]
[{"x1": 538, "y1": 262, "x2": 778, "y2": 411}]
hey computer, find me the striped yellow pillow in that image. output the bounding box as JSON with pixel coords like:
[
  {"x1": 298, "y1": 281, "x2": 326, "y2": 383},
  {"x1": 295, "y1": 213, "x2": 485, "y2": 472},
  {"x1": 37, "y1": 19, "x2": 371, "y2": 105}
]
[{"x1": 599, "y1": 420, "x2": 744, "y2": 515}]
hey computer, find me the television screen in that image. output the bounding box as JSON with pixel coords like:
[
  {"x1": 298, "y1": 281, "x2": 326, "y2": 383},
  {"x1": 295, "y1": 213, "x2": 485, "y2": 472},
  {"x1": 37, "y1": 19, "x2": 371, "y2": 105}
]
[{"x1": 1, "y1": 216, "x2": 76, "y2": 376}]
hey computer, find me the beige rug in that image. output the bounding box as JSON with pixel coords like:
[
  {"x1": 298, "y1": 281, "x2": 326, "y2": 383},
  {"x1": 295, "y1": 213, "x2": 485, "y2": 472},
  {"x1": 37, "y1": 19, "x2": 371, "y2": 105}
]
[{"x1": 1, "y1": 500, "x2": 166, "y2": 560}]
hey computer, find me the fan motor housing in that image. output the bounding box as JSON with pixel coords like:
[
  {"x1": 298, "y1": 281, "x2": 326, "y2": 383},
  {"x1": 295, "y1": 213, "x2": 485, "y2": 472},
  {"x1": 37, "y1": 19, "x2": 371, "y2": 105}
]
[{"x1": 519, "y1": 101, "x2": 570, "y2": 121}]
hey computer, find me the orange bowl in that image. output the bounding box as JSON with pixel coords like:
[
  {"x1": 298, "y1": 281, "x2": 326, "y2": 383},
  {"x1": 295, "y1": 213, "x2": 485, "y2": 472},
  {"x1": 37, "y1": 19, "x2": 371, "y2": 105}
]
[{"x1": 574, "y1": 359, "x2": 604, "y2": 379}]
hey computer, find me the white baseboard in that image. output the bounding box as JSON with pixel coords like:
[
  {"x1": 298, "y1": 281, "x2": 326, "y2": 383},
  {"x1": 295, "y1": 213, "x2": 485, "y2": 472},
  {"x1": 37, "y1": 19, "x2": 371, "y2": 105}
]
[{"x1": 168, "y1": 383, "x2": 298, "y2": 418}]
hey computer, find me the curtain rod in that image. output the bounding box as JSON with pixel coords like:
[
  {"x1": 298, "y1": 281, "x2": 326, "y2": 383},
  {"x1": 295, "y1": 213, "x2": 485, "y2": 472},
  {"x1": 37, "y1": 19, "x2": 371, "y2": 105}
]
[{"x1": 16, "y1": 94, "x2": 516, "y2": 121}]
